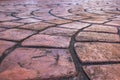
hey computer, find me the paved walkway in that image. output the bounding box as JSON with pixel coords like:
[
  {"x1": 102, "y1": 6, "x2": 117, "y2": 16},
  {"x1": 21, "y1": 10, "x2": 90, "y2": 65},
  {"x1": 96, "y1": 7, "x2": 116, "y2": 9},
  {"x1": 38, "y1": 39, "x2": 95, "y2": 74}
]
[{"x1": 0, "y1": 0, "x2": 120, "y2": 80}]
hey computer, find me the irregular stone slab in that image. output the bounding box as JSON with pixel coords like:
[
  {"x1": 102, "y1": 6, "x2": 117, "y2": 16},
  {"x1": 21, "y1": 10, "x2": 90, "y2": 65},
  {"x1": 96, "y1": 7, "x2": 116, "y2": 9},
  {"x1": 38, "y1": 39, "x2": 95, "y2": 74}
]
[
  {"x1": 40, "y1": 27, "x2": 77, "y2": 36},
  {"x1": 59, "y1": 22, "x2": 90, "y2": 29},
  {"x1": 0, "y1": 48, "x2": 76, "y2": 80},
  {"x1": 20, "y1": 21, "x2": 55, "y2": 30},
  {"x1": 14, "y1": 18, "x2": 41, "y2": 23},
  {"x1": 105, "y1": 20, "x2": 120, "y2": 26},
  {"x1": 83, "y1": 64, "x2": 120, "y2": 80},
  {"x1": 75, "y1": 42, "x2": 120, "y2": 62},
  {"x1": 81, "y1": 16, "x2": 109, "y2": 23},
  {"x1": 0, "y1": 40, "x2": 16, "y2": 57},
  {"x1": 84, "y1": 24, "x2": 118, "y2": 33},
  {"x1": 63, "y1": 15, "x2": 89, "y2": 20},
  {"x1": 76, "y1": 32, "x2": 120, "y2": 42},
  {"x1": 0, "y1": 22, "x2": 23, "y2": 28},
  {"x1": 46, "y1": 18, "x2": 72, "y2": 24},
  {"x1": 0, "y1": 29, "x2": 35, "y2": 41},
  {"x1": 22, "y1": 34, "x2": 71, "y2": 48}
]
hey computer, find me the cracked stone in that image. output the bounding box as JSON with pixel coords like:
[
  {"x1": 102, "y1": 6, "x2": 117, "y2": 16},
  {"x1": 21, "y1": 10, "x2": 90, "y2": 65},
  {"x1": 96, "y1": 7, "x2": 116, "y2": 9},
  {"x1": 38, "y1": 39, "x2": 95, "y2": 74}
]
[
  {"x1": 40, "y1": 27, "x2": 77, "y2": 36},
  {"x1": 20, "y1": 21, "x2": 55, "y2": 30},
  {"x1": 22, "y1": 34, "x2": 71, "y2": 48},
  {"x1": 105, "y1": 20, "x2": 120, "y2": 26},
  {"x1": 59, "y1": 22, "x2": 90, "y2": 29},
  {"x1": 84, "y1": 24, "x2": 118, "y2": 33},
  {"x1": 0, "y1": 48, "x2": 76, "y2": 80},
  {"x1": 0, "y1": 40, "x2": 16, "y2": 57},
  {"x1": 83, "y1": 64, "x2": 120, "y2": 80},
  {"x1": 76, "y1": 32, "x2": 120, "y2": 42},
  {"x1": 75, "y1": 42, "x2": 120, "y2": 62},
  {"x1": 0, "y1": 29, "x2": 35, "y2": 41}
]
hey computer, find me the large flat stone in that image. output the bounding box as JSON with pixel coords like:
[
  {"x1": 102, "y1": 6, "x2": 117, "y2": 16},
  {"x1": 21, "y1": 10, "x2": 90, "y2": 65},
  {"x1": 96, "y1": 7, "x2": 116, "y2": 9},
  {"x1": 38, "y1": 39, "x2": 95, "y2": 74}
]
[
  {"x1": 22, "y1": 34, "x2": 71, "y2": 48},
  {"x1": 83, "y1": 64, "x2": 120, "y2": 80},
  {"x1": 40, "y1": 27, "x2": 77, "y2": 36},
  {"x1": 76, "y1": 32, "x2": 120, "y2": 42},
  {"x1": 105, "y1": 20, "x2": 120, "y2": 26},
  {"x1": 84, "y1": 24, "x2": 118, "y2": 33},
  {"x1": 0, "y1": 29, "x2": 35, "y2": 41},
  {"x1": 75, "y1": 42, "x2": 120, "y2": 62},
  {"x1": 59, "y1": 22, "x2": 90, "y2": 29},
  {"x1": 0, "y1": 22, "x2": 23, "y2": 28},
  {"x1": 0, "y1": 40, "x2": 16, "y2": 57},
  {"x1": 20, "y1": 21, "x2": 55, "y2": 30},
  {"x1": 0, "y1": 48, "x2": 76, "y2": 80}
]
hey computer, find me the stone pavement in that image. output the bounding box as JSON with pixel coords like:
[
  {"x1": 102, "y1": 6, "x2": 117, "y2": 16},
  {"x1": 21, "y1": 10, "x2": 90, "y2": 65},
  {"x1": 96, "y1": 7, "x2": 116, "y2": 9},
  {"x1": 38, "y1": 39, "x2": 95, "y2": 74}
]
[{"x1": 0, "y1": 0, "x2": 120, "y2": 80}]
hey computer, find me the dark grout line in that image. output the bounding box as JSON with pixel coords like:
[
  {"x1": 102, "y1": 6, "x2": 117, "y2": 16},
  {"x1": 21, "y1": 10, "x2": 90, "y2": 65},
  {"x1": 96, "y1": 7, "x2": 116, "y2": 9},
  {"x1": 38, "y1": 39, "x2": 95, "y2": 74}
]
[
  {"x1": 76, "y1": 40, "x2": 120, "y2": 44},
  {"x1": 82, "y1": 61, "x2": 120, "y2": 66},
  {"x1": 69, "y1": 24, "x2": 92, "y2": 80}
]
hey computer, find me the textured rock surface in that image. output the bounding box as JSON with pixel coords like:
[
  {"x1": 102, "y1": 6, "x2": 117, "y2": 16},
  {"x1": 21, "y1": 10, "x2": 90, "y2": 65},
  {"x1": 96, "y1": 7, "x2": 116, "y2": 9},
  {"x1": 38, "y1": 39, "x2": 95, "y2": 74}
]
[{"x1": 0, "y1": 0, "x2": 120, "y2": 80}]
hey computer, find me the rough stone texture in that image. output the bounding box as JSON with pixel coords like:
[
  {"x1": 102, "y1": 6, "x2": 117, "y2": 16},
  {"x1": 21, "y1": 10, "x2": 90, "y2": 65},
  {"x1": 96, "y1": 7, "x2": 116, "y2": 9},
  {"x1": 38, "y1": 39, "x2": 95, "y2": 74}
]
[
  {"x1": 0, "y1": 22, "x2": 23, "y2": 28},
  {"x1": 40, "y1": 27, "x2": 77, "y2": 36},
  {"x1": 76, "y1": 32, "x2": 120, "y2": 42},
  {"x1": 75, "y1": 42, "x2": 120, "y2": 62},
  {"x1": 46, "y1": 18, "x2": 72, "y2": 24},
  {"x1": 0, "y1": 48, "x2": 76, "y2": 80},
  {"x1": 0, "y1": 40, "x2": 16, "y2": 57},
  {"x1": 22, "y1": 34, "x2": 71, "y2": 48},
  {"x1": 81, "y1": 16, "x2": 109, "y2": 23},
  {"x1": 0, "y1": 29, "x2": 35, "y2": 41},
  {"x1": 84, "y1": 24, "x2": 118, "y2": 33},
  {"x1": 105, "y1": 20, "x2": 120, "y2": 26},
  {"x1": 59, "y1": 22, "x2": 90, "y2": 29},
  {"x1": 83, "y1": 64, "x2": 120, "y2": 80},
  {"x1": 20, "y1": 21, "x2": 55, "y2": 30}
]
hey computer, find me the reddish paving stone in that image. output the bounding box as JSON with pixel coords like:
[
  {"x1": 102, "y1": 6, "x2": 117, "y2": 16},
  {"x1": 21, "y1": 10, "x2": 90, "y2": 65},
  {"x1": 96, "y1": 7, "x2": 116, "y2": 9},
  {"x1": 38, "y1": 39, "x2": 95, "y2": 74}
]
[
  {"x1": 59, "y1": 22, "x2": 90, "y2": 29},
  {"x1": 14, "y1": 18, "x2": 41, "y2": 23},
  {"x1": 20, "y1": 21, "x2": 55, "y2": 30},
  {"x1": 0, "y1": 40, "x2": 16, "y2": 57},
  {"x1": 76, "y1": 32, "x2": 120, "y2": 42},
  {"x1": 40, "y1": 27, "x2": 77, "y2": 36},
  {"x1": 63, "y1": 15, "x2": 89, "y2": 20},
  {"x1": 105, "y1": 20, "x2": 120, "y2": 26},
  {"x1": 46, "y1": 18, "x2": 72, "y2": 24},
  {"x1": 84, "y1": 24, "x2": 118, "y2": 33},
  {"x1": 75, "y1": 42, "x2": 120, "y2": 62},
  {"x1": 81, "y1": 16, "x2": 109, "y2": 23},
  {"x1": 0, "y1": 29, "x2": 35, "y2": 41},
  {"x1": 83, "y1": 64, "x2": 120, "y2": 80},
  {"x1": 0, "y1": 48, "x2": 76, "y2": 80},
  {"x1": 0, "y1": 22, "x2": 23, "y2": 28},
  {"x1": 22, "y1": 34, "x2": 71, "y2": 48}
]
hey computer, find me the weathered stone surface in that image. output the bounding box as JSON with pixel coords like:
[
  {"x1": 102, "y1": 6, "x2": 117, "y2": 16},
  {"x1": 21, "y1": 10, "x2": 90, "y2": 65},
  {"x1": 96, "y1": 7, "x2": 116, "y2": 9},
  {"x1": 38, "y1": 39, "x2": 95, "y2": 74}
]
[
  {"x1": 84, "y1": 24, "x2": 118, "y2": 33},
  {"x1": 0, "y1": 22, "x2": 23, "y2": 28},
  {"x1": 47, "y1": 18, "x2": 72, "y2": 24},
  {"x1": 75, "y1": 42, "x2": 120, "y2": 62},
  {"x1": 0, "y1": 48, "x2": 76, "y2": 80},
  {"x1": 59, "y1": 22, "x2": 90, "y2": 29},
  {"x1": 105, "y1": 20, "x2": 120, "y2": 26},
  {"x1": 20, "y1": 21, "x2": 55, "y2": 30},
  {"x1": 81, "y1": 16, "x2": 109, "y2": 23},
  {"x1": 76, "y1": 32, "x2": 120, "y2": 42},
  {"x1": 0, "y1": 29, "x2": 35, "y2": 41},
  {"x1": 40, "y1": 27, "x2": 77, "y2": 36},
  {"x1": 22, "y1": 34, "x2": 71, "y2": 48},
  {"x1": 0, "y1": 40, "x2": 16, "y2": 57},
  {"x1": 83, "y1": 64, "x2": 120, "y2": 80},
  {"x1": 15, "y1": 18, "x2": 41, "y2": 23}
]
